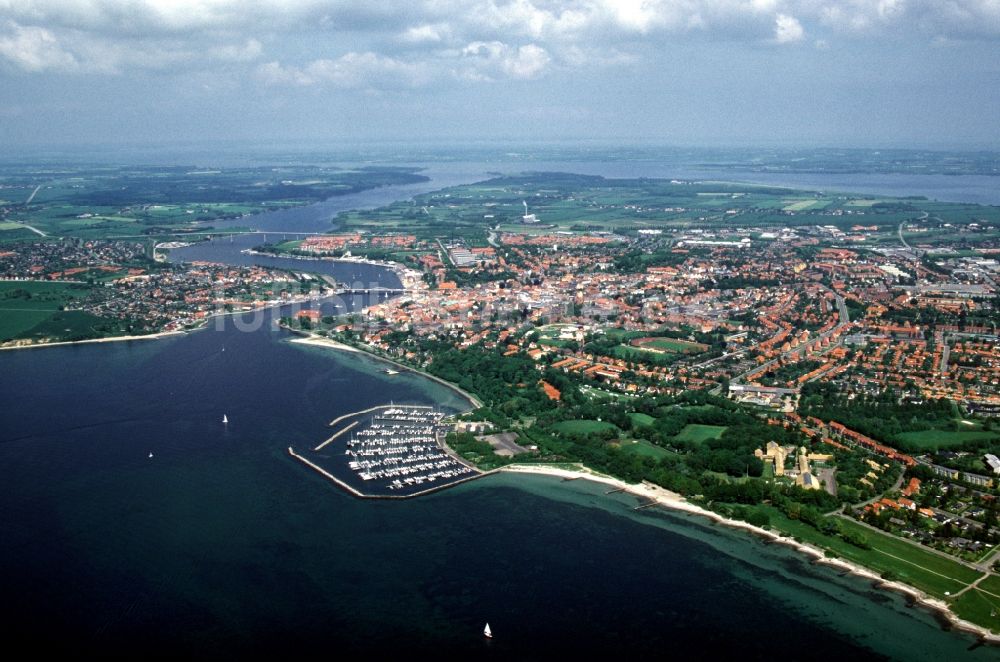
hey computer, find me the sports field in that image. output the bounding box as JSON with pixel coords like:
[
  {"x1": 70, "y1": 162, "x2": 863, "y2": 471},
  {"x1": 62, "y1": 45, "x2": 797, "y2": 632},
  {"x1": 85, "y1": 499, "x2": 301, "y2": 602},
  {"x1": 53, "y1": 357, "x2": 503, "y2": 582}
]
[
  {"x1": 674, "y1": 424, "x2": 727, "y2": 443},
  {"x1": 553, "y1": 419, "x2": 619, "y2": 435}
]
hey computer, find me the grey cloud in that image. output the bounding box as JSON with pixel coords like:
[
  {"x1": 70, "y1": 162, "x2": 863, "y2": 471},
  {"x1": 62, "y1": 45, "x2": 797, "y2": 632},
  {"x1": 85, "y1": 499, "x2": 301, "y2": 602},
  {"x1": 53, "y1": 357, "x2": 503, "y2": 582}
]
[{"x1": 1, "y1": 0, "x2": 999, "y2": 84}]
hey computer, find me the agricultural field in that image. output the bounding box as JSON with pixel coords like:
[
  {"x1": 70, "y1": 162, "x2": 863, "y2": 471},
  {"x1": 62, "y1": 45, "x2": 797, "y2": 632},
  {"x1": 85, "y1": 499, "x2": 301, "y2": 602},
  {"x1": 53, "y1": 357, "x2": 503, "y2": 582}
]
[
  {"x1": 674, "y1": 424, "x2": 727, "y2": 443},
  {"x1": 0, "y1": 164, "x2": 428, "y2": 240},
  {"x1": 0, "y1": 223, "x2": 39, "y2": 242},
  {"x1": 782, "y1": 199, "x2": 830, "y2": 212},
  {"x1": 328, "y1": 171, "x2": 1000, "y2": 247},
  {"x1": 0, "y1": 281, "x2": 98, "y2": 342},
  {"x1": 0, "y1": 282, "x2": 94, "y2": 342}
]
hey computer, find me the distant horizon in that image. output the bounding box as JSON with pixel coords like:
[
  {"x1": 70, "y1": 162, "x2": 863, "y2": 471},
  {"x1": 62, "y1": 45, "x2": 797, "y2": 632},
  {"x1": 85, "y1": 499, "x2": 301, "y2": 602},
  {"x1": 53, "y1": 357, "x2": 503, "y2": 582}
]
[
  {"x1": 4, "y1": 138, "x2": 1000, "y2": 158},
  {"x1": 3, "y1": 2, "x2": 999, "y2": 152}
]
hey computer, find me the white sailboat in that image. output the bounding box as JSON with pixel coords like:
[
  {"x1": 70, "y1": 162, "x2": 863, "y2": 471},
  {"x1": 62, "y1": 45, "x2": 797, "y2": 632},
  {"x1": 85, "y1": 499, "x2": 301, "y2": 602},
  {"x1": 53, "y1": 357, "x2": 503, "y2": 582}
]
[
  {"x1": 223, "y1": 414, "x2": 229, "y2": 424},
  {"x1": 483, "y1": 623, "x2": 492, "y2": 639},
  {"x1": 148, "y1": 452, "x2": 154, "y2": 458}
]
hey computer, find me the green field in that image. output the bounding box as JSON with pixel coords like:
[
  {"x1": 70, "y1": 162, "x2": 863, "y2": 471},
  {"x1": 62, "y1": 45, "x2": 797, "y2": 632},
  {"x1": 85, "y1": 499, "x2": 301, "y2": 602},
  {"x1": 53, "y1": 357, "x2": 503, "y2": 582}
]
[
  {"x1": 783, "y1": 200, "x2": 827, "y2": 212},
  {"x1": 0, "y1": 165, "x2": 428, "y2": 239},
  {"x1": 895, "y1": 429, "x2": 1000, "y2": 450},
  {"x1": 629, "y1": 412, "x2": 656, "y2": 427},
  {"x1": 674, "y1": 424, "x2": 727, "y2": 443},
  {"x1": 951, "y1": 588, "x2": 1000, "y2": 632},
  {"x1": 976, "y1": 574, "x2": 1000, "y2": 595},
  {"x1": 553, "y1": 419, "x2": 619, "y2": 435},
  {"x1": 759, "y1": 508, "x2": 982, "y2": 600},
  {"x1": 620, "y1": 438, "x2": 674, "y2": 460},
  {"x1": 13, "y1": 309, "x2": 108, "y2": 342},
  {"x1": 0, "y1": 281, "x2": 104, "y2": 342},
  {"x1": 0, "y1": 223, "x2": 38, "y2": 242},
  {"x1": 326, "y1": 171, "x2": 1000, "y2": 249}
]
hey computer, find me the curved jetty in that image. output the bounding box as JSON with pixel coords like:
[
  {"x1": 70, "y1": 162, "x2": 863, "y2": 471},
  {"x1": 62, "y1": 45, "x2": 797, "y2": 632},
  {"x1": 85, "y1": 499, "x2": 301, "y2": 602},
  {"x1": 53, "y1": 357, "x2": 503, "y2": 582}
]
[{"x1": 314, "y1": 420, "x2": 359, "y2": 451}]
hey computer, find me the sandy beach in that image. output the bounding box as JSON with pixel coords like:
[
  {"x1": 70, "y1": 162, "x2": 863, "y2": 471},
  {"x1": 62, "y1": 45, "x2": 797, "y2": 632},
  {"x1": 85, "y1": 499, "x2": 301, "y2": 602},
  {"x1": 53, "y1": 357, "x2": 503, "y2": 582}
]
[
  {"x1": 498, "y1": 463, "x2": 1000, "y2": 644},
  {"x1": 0, "y1": 329, "x2": 185, "y2": 351},
  {"x1": 287, "y1": 329, "x2": 484, "y2": 409},
  {"x1": 288, "y1": 335, "x2": 361, "y2": 353}
]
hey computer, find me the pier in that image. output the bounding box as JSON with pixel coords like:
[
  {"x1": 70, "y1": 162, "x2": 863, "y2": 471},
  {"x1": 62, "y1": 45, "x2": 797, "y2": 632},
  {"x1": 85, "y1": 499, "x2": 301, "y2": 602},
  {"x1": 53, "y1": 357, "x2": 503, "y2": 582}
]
[
  {"x1": 328, "y1": 403, "x2": 432, "y2": 428},
  {"x1": 314, "y1": 420, "x2": 359, "y2": 451},
  {"x1": 288, "y1": 447, "x2": 364, "y2": 498}
]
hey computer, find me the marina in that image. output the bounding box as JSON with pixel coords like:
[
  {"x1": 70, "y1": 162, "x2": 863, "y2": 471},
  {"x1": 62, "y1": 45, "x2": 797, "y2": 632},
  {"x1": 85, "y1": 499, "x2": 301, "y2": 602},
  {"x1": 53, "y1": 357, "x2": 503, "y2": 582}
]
[{"x1": 302, "y1": 405, "x2": 483, "y2": 498}]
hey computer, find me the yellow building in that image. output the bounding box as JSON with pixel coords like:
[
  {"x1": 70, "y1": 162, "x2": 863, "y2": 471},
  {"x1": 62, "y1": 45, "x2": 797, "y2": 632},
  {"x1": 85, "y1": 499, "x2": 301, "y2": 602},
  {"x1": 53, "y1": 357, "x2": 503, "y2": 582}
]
[
  {"x1": 755, "y1": 441, "x2": 787, "y2": 476},
  {"x1": 794, "y1": 446, "x2": 822, "y2": 491}
]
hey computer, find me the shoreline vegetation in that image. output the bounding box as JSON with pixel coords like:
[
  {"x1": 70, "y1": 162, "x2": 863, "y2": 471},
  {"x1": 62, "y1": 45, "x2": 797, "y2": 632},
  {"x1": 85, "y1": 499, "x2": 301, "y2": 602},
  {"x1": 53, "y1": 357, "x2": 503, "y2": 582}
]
[
  {"x1": 286, "y1": 330, "x2": 484, "y2": 410},
  {"x1": 0, "y1": 290, "x2": 331, "y2": 352},
  {"x1": 0, "y1": 328, "x2": 185, "y2": 351},
  {"x1": 497, "y1": 463, "x2": 1000, "y2": 645}
]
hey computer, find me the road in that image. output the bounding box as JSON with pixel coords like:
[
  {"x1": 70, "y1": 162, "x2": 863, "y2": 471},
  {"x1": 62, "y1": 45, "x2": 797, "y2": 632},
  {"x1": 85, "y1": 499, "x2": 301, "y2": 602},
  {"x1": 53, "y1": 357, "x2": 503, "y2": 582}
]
[
  {"x1": 898, "y1": 211, "x2": 929, "y2": 256},
  {"x1": 940, "y1": 334, "x2": 951, "y2": 376},
  {"x1": 487, "y1": 227, "x2": 500, "y2": 247},
  {"x1": 24, "y1": 184, "x2": 41, "y2": 206},
  {"x1": 16, "y1": 223, "x2": 47, "y2": 237},
  {"x1": 731, "y1": 286, "x2": 850, "y2": 386},
  {"x1": 898, "y1": 220, "x2": 915, "y2": 252},
  {"x1": 436, "y1": 238, "x2": 454, "y2": 266}
]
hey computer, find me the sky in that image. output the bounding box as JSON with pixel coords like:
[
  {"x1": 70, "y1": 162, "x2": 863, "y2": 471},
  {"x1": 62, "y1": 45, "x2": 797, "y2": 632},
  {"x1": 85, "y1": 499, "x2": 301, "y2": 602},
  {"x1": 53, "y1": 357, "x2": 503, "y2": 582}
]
[{"x1": 1, "y1": 0, "x2": 999, "y2": 150}]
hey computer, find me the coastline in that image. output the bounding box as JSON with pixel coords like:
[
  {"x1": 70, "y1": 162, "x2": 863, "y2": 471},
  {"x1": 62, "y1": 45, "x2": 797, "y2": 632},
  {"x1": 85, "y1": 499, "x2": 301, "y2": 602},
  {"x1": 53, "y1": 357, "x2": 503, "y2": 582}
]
[
  {"x1": 498, "y1": 463, "x2": 1000, "y2": 645},
  {"x1": 243, "y1": 248, "x2": 408, "y2": 277},
  {"x1": 284, "y1": 328, "x2": 484, "y2": 410},
  {"x1": 283, "y1": 324, "x2": 995, "y2": 645},
  {"x1": 0, "y1": 291, "x2": 333, "y2": 353},
  {"x1": 0, "y1": 329, "x2": 186, "y2": 351}
]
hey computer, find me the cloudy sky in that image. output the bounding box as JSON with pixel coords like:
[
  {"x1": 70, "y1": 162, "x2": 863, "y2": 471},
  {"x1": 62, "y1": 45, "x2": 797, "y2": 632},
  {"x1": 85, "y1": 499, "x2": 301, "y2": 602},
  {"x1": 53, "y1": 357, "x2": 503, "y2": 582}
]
[{"x1": 1, "y1": 0, "x2": 998, "y2": 149}]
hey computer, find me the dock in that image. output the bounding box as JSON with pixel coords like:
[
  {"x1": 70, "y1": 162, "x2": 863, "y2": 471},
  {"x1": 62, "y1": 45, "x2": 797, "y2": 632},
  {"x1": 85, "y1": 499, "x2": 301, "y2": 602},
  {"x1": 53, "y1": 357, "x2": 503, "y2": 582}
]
[
  {"x1": 633, "y1": 500, "x2": 658, "y2": 511},
  {"x1": 288, "y1": 446, "x2": 487, "y2": 500},
  {"x1": 605, "y1": 487, "x2": 627, "y2": 494},
  {"x1": 328, "y1": 403, "x2": 432, "y2": 428}
]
